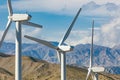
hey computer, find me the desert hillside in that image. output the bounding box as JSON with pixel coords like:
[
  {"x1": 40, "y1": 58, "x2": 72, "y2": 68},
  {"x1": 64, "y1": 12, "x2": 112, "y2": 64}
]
[{"x1": 0, "y1": 54, "x2": 119, "y2": 80}]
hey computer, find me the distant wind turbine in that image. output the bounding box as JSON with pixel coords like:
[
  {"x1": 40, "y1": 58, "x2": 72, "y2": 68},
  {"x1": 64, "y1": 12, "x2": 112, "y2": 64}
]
[
  {"x1": 0, "y1": 0, "x2": 42, "y2": 80},
  {"x1": 86, "y1": 20, "x2": 104, "y2": 80},
  {"x1": 24, "y1": 8, "x2": 82, "y2": 80}
]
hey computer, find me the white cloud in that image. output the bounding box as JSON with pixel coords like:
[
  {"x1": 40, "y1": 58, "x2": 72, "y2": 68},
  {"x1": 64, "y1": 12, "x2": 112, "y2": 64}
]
[
  {"x1": 0, "y1": 29, "x2": 15, "y2": 43},
  {"x1": 99, "y1": 18, "x2": 120, "y2": 47},
  {"x1": 65, "y1": 30, "x2": 91, "y2": 45},
  {"x1": 94, "y1": 0, "x2": 120, "y2": 5},
  {"x1": 0, "y1": 0, "x2": 120, "y2": 16},
  {"x1": 82, "y1": 1, "x2": 120, "y2": 17},
  {"x1": 22, "y1": 26, "x2": 42, "y2": 43},
  {"x1": 88, "y1": 27, "x2": 101, "y2": 30},
  {"x1": 0, "y1": 0, "x2": 120, "y2": 19},
  {"x1": 0, "y1": 26, "x2": 42, "y2": 43},
  {"x1": 67, "y1": 17, "x2": 120, "y2": 47},
  {"x1": 7, "y1": 0, "x2": 119, "y2": 16}
]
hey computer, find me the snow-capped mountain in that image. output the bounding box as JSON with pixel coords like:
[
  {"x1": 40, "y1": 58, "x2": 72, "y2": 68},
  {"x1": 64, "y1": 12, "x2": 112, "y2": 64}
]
[{"x1": 0, "y1": 42, "x2": 120, "y2": 74}]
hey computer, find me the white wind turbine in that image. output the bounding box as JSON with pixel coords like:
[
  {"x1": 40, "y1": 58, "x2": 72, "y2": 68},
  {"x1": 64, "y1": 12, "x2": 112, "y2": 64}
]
[
  {"x1": 0, "y1": 0, "x2": 42, "y2": 80},
  {"x1": 24, "y1": 8, "x2": 82, "y2": 80},
  {"x1": 86, "y1": 20, "x2": 104, "y2": 80}
]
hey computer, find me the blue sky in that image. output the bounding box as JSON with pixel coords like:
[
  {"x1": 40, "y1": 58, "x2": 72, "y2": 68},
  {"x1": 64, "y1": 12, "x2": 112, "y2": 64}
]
[{"x1": 0, "y1": 0, "x2": 120, "y2": 47}]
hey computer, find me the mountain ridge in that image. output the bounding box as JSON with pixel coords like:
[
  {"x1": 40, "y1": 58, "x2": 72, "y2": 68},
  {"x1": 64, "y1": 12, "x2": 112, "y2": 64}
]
[{"x1": 0, "y1": 42, "x2": 120, "y2": 74}]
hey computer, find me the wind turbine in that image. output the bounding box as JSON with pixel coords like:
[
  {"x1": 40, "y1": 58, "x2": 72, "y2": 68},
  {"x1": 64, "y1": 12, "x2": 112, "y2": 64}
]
[
  {"x1": 0, "y1": 0, "x2": 42, "y2": 80},
  {"x1": 86, "y1": 20, "x2": 104, "y2": 80},
  {"x1": 24, "y1": 8, "x2": 82, "y2": 80}
]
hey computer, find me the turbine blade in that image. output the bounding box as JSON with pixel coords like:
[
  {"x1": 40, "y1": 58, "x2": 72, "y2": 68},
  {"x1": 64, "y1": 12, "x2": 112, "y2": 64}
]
[
  {"x1": 59, "y1": 8, "x2": 82, "y2": 46},
  {"x1": 7, "y1": 0, "x2": 13, "y2": 16},
  {"x1": 86, "y1": 69, "x2": 92, "y2": 80},
  {"x1": 0, "y1": 20, "x2": 12, "y2": 47},
  {"x1": 90, "y1": 20, "x2": 94, "y2": 68},
  {"x1": 24, "y1": 35, "x2": 57, "y2": 49},
  {"x1": 22, "y1": 22, "x2": 43, "y2": 28}
]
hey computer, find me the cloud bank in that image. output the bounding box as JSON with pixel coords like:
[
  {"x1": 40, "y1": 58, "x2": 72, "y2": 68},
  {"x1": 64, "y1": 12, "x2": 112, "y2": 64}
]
[
  {"x1": 67, "y1": 17, "x2": 120, "y2": 48},
  {"x1": 0, "y1": 0, "x2": 119, "y2": 16}
]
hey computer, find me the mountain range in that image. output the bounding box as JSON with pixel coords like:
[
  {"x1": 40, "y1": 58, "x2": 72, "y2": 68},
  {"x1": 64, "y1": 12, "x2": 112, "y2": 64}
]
[{"x1": 0, "y1": 42, "x2": 120, "y2": 74}]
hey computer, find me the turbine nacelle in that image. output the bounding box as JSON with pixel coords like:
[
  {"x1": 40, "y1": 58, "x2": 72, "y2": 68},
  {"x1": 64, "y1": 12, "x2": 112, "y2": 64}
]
[
  {"x1": 8, "y1": 14, "x2": 31, "y2": 21},
  {"x1": 91, "y1": 67, "x2": 105, "y2": 73},
  {"x1": 58, "y1": 45, "x2": 74, "y2": 52}
]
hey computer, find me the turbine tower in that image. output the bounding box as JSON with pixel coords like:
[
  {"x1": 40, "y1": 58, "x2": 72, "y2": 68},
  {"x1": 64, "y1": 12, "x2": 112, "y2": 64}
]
[
  {"x1": 86, "y1": 20, "x2": 104, "y2": 80},
  {"x1": 24, "y1": 8, "x2": 82, "y2": 80},
  {"x1": 0, "y1": 0, "x2": 42, "y2": 80}
]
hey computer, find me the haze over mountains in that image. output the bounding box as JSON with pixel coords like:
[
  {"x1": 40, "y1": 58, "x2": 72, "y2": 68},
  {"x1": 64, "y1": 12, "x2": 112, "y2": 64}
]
[{"x1": 0, "y1": 42, "x2": 120, "y2": 75}]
